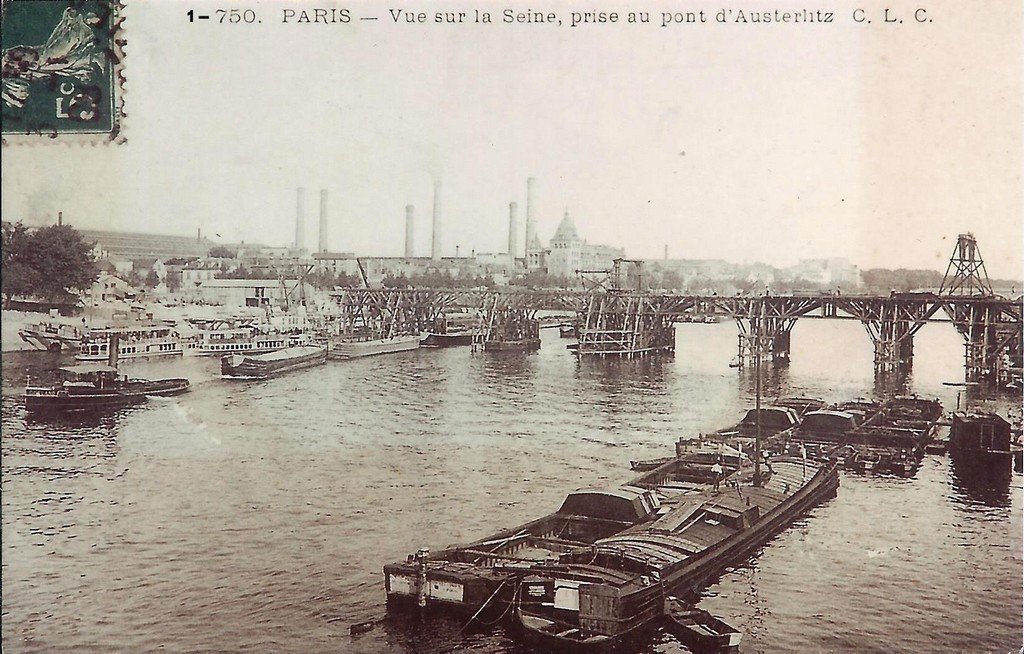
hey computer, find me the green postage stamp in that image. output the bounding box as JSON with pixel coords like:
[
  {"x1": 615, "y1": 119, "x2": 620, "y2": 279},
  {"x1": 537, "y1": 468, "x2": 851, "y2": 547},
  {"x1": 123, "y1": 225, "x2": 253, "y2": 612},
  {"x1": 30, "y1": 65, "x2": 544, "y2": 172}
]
[{"x1": 1, "y1": 0, "x2": 124, "y2": 142}]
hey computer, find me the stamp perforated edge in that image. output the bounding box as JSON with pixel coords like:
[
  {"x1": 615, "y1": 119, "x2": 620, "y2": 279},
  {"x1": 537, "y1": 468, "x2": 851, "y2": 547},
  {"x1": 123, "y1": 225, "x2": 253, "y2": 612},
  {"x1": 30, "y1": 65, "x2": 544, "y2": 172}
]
[{"x1": 1, "y1": 0, "x2": 127, "y2": 146}]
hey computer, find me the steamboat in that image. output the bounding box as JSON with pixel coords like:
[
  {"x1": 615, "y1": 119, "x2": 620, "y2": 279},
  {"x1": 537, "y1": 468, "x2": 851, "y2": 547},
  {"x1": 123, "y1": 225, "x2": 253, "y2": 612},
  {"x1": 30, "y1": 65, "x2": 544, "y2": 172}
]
[
  {"x1": 76, "y1": 324, "x2": 183, "y2": 362},
  {"x1": 25, "y1": 364, "x2": 190, "y2": 413}
]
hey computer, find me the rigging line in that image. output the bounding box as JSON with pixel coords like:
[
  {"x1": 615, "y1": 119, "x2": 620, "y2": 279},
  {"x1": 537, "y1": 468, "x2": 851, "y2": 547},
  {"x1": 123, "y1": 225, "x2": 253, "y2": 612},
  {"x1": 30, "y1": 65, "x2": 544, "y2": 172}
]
[{"x1": 458, "y1": 579, "x2": 509, "y2": 632}]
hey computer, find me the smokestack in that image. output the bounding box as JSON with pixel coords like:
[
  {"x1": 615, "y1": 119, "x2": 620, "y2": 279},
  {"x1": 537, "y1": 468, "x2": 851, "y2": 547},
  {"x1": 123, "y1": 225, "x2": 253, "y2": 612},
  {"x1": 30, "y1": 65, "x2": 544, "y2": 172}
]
[
  {"x1": 318, "y1": 189, "x2": 328, "y2": 253},
  {"x1": 295, "y1": 188, "x2": 306, "y2": 251},
  {"x1": 664, "y1": 244, "x2": 668, "y2": 261},
  {"x1": 197, "y1": 227, "x2": 201, "y2": 242},
  {"x1": 431, "y1": 179, "x2": 442, "y2": 260},
  {"x1": 508, "y1": 202, "x2": 518, "y2": 257},
  {"x1": 58, "y1": 211, "x2": 63, "y2": 226},
  {"x1": 405, "y1": 205, "x2": 415, "y2": 257},
  {"x1": 525, "y1": 177, "x2": 536, "y2": 256}
]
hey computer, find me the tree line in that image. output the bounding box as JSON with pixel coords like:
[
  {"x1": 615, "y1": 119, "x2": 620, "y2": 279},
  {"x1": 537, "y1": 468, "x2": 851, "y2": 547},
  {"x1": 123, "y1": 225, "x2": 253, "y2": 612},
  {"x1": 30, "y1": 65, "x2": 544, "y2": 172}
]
[{"x1": 2, "y1": 222, "x2": 98, "y2": 308}]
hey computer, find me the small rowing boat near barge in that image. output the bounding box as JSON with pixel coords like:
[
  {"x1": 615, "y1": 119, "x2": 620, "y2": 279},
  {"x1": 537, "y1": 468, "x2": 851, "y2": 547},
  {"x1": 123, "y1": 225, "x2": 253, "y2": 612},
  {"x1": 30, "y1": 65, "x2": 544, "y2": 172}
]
[{"x1": 663, "y1": 597, "x2": 742, "y2": 652}]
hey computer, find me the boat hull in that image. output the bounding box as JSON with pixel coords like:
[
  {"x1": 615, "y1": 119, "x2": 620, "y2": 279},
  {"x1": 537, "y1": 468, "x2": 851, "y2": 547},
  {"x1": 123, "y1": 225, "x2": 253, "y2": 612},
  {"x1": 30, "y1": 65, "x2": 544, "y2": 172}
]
[
  {"x1": 24, "y1": 379, "x2": 190, "y2": 413},
  {"x1": 420, "y1": 332, "x2": 474, "y2": 347},
  {"x1": 221, "y1": 346, "x2": 327, "y2": 379},
  {"x1": 25, "y1": 390, "x2": 141, "y2": 413},
  {"x1": 483, "y1": 339, "x2": 541, "y2": 352},
  {"x1": 330, "y1": 336, "x2": 420, "y2": 359}
]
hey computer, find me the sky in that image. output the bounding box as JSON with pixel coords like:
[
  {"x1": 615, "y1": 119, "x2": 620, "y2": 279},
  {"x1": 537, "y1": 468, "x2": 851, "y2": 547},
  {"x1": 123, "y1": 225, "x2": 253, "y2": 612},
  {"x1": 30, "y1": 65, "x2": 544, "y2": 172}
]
[{"x1": 2, "y1": 0, "x2": 1021, "y2": 278}]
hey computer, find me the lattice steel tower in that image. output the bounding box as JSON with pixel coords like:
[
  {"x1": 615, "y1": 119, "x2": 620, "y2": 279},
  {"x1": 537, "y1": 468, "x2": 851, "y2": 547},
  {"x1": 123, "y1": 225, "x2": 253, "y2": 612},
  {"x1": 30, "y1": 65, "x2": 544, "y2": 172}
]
[{"x1": 939, "y1": 233, "x2": 993, "y2": 296}]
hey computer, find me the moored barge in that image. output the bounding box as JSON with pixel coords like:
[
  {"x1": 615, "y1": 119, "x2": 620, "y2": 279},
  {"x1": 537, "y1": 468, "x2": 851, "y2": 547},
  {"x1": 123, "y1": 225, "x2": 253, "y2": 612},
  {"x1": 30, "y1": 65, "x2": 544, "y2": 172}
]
[
  {"x1": 384, "y1": 445, "x2": 839, "y2": 650},
  {"x1": 329, "y1": 334, "x2": 420, "y2": 359},
  {"x1": 221, "y1": 345, "x2": 327, "y2": 379}
]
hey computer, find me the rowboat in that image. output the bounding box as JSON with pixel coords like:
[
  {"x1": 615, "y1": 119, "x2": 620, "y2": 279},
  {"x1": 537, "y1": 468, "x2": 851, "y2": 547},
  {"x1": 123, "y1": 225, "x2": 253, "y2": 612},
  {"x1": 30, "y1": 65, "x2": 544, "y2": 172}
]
[{"x1": 664, "y1": 598, "x2": 742, "y2": 652}]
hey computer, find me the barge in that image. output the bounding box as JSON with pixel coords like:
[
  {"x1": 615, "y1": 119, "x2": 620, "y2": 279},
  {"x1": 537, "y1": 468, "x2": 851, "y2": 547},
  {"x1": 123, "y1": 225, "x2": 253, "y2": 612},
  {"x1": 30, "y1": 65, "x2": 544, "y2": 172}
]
[
  {"x1": 384, "y1": 442, "x2": 838, "y2": 650},
  {"x1": 329, "y1": 334, "x2": 420, "y2": 359},
  {"x1": 221, "y1": 345, "x2": 327, "y2": 379},
  {"x1": 948, "y1": 412, "x2": 1015, "y2": 468},
  {"x1": 420, "y1": 315, "x2": 476, "y2": 347}
]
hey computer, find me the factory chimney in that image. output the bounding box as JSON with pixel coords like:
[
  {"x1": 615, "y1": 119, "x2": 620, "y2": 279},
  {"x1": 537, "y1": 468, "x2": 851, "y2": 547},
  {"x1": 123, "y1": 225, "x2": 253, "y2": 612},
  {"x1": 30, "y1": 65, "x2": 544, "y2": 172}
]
[
  {"x1": 318, "y1": 189, "x2": 328, "y2": 253},
  {"x1": 58, "y1": 211, "x2": 63, "y2": 226},
  {"x1": 295, "y1": 187, "x2": 306, "y2": 251},
  {"x1": 508, "y1": 202, "x2": 518, "y2": 257},
  {"x1": 431, "y1": 179, "x2": 442, "y2": 260},
  {"x1": 525, "y1": 177, "x2": 537, "y2": 257},
  {"x1": 405, "y1": 205, "x2": 415, "y2": 257}
]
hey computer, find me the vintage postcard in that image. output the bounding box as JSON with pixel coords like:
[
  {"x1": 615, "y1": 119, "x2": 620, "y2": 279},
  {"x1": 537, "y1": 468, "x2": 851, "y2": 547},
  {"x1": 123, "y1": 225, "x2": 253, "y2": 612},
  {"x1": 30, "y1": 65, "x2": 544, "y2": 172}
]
[{"x1": 1, "y1": 1, "x2": 1021, "y2": 652}]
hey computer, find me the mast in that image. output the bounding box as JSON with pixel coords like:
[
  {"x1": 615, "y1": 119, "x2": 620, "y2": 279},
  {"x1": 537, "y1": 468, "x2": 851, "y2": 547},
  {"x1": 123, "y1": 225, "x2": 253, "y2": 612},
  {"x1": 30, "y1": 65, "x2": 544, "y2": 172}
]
[{"x1": 753, "y1": 297, "x2": 763, "y2": 487}]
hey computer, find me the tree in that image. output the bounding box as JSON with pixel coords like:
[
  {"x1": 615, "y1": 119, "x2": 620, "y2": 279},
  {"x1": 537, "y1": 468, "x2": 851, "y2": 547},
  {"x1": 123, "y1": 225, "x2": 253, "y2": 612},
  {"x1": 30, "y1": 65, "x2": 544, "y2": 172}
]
[
  {"x1": 2, "y1": 222, "x2": 34, "y2": 307},
  {"x1": 1, "y1": 222, "x2": 98, "y2": 306},
  {"x1": 209, "y1": 246, "x2": 236, "y2": 258},
  {"x1": 144, "y1": 269, "x2": 161, "y2": 288},
  {"x1": 27, "y1": 225, "x2": 100, "y2": 302}
]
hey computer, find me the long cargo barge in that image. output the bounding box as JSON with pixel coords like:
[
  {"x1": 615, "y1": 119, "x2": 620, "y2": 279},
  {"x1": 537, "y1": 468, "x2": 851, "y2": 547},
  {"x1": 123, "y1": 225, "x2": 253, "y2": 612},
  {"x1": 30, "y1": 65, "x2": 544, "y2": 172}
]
[
  {"x1": 221, "y1": 345, "x2": 327, "y2": 379},
  {"x1": 384, "y1": 429, "x2": 839, "y2": 650},
  {"x1": 329, "y1": 335, "x2": 420, "y2": 359}
]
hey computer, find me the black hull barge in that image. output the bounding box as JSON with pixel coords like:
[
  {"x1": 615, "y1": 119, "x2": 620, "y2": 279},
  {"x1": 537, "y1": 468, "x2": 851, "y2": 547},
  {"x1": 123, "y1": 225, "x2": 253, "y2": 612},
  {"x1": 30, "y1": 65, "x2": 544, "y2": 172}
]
[
  {"x1": 221, "y1": 345, "x2": 327, "y2": 379},
  {"x1": 384, "y1": 449, "x2": 839, "y2": 650}
]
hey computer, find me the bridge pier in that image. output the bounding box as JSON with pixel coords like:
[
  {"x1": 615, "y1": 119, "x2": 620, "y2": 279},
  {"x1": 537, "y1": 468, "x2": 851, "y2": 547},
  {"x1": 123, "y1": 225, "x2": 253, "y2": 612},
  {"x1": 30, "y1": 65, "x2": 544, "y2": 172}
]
[
  {"x1": 945, "y1": 300, "x2": 1023, "y2": 385},
  {"x1": 732, "y1": 298, "x2": 804, "y2": 368},
  {"x1": 843, "y1": 297, "x2": 937, "y2": 376},
  {"x1": 577, "y1": 294, "x2": 674, "y2": 358}
]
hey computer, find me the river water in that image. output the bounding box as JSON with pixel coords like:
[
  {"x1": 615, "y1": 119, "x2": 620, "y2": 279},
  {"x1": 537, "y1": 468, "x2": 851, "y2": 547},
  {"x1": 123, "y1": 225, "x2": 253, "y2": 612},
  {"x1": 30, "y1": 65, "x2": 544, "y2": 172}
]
[{"x1": 2, "y1": 320, "x2": 1021, "y2": 653}]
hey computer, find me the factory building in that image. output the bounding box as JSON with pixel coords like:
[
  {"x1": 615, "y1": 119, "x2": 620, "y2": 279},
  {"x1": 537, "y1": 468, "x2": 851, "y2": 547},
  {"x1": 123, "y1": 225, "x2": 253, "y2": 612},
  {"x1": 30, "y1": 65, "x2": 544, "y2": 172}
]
[{"x1": 544, "y1": 210, "x2": 624, "y2": 279}]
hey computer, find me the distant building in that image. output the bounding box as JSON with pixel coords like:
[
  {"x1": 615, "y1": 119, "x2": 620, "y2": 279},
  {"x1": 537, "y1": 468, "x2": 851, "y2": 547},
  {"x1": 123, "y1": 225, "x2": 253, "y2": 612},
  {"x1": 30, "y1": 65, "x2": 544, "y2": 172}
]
[
  {"x1": 789, "y1": 258, "x2": 860, "y2": 289},
  {"x1": 80, "y1": 229, "x2": 215, "y2": 262},
  {"x1": 195, "y1": 278, "x2": 311, "y2": 308},
  {"x1": 544, "y1": 210, "x2": 625, "y2": 279},
  {"x1": 84, "y1": 271, "x2": 137, "y2": 304}
]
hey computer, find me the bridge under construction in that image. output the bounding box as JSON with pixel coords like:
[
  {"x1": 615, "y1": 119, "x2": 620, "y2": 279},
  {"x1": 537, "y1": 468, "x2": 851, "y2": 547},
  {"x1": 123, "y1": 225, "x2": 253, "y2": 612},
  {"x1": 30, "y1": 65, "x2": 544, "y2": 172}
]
[{"x1": 326, "y1": 234, "x2": 1022, "y2": 387}]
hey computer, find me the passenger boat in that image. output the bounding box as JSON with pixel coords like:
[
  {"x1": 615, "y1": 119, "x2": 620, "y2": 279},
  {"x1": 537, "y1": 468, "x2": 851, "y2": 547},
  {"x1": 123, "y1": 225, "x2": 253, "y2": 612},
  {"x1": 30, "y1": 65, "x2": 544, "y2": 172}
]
[
  {"x1": 18, "y1": 318, "x2": 89, "y2": 352},
  {"x1": 221, "y1": 345, "x2": 327, "y2": 379},
  {"x1": 183, "y1": 327, "x2": 309, "y2": 357},
  {"x1": 76, "y1": 324, "x2": 183, "y2": 362},
  {"x1": 329, "y1": 334, "x2": 420, "y2": 359},
  {"x1": 664, "y1": 598, "x2": 742, "y2": 652},
  {"x1": 24, "y1": 363, "x2": 190, "y2": 413}
]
